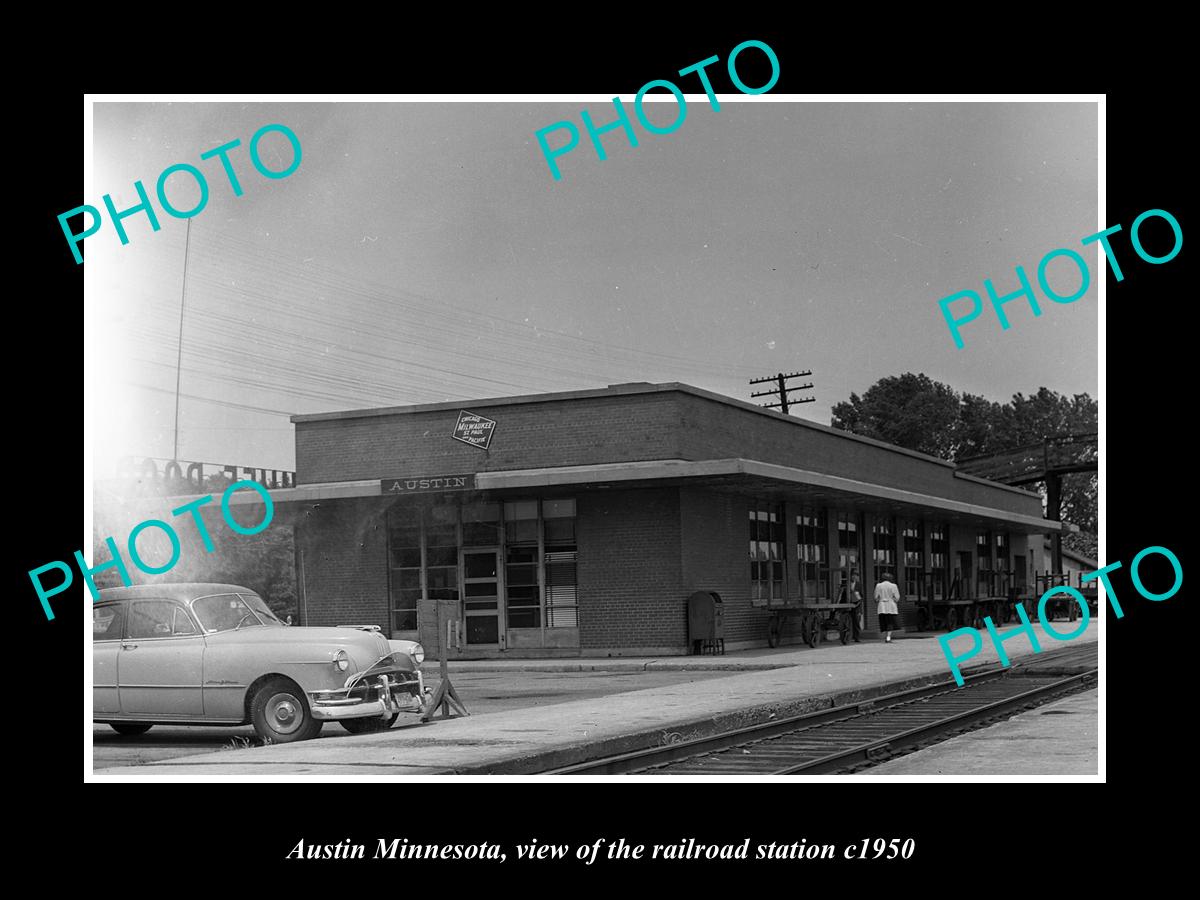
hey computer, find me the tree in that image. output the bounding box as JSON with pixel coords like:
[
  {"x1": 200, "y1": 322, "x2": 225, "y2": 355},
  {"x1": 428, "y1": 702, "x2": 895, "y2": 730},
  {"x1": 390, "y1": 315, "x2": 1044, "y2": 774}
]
[
  {"x1": 999, "y1": 388, "x2": 1097, "y2": 447},
  {"x1": 954, "y1": 393, "x2": 1006, "y2": 459},
  {"x1": 830, "y1": 373, "x2": 961, "y2": 458},
  {"x1": 830, "y1": 374, "x2": 1097, "y2": 535},
  {"x1": 88, "y1": 503, "x2": 298, "y2": 621}
]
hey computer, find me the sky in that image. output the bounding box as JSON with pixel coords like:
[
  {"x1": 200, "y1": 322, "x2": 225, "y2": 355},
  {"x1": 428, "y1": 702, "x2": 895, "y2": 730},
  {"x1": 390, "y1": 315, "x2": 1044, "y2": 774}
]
[{"x1": 88, "y1": 100, "x2": 1098, "y2": 476}]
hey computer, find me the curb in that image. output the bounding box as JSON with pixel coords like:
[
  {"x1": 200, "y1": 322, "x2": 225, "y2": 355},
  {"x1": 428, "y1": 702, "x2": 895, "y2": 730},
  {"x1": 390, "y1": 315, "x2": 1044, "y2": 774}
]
[{"x1": 430, "y1": 661, "x2": 792, "y2": 674}]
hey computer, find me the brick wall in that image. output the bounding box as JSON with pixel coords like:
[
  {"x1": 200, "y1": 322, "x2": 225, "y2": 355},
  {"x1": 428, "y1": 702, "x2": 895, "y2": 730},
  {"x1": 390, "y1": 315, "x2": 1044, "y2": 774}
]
[
  {"x1": 294, "y1": 386, "x2": 1041, "y2": 526},
  {"x1": 576, "y1": 488, "x2": 684, "y2": 650},
  {"x1": 295, "y1": 393, "x2": 682, "y2": 485},
  {"x1": 294, "y1": 499, "x2": 389, "y2": 631},
  {"x1": 679, "y1": 487, "x2": 779, "y2": 647}
]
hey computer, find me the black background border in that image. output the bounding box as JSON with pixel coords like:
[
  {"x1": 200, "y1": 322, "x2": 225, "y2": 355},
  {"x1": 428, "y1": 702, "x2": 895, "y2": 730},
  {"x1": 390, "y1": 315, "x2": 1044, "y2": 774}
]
[{"x1": 21, "y1": 27, "x2": 1185, "y2": 883}]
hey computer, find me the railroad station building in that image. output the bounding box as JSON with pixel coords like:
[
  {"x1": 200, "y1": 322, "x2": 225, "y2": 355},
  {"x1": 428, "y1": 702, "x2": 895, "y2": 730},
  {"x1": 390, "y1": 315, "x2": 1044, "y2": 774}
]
[{"x1": 260, "y1": 382, "x2": 1063, "y2": 658}]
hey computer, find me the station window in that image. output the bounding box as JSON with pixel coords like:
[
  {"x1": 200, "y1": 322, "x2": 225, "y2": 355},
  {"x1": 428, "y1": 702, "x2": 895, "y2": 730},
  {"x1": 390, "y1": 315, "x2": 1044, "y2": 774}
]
[
  {"x1": 426, "y1": 505, "x2": 460, "y2": 607},
  {"x1": 543, "y1": 499, "x2": 578, "y2": 628},
  {"x1": 387, "y1": 506, "x2": 422, "y2": 632},
  {"x1": 902, "y1": 520, "x2": 923, "y2": 597},
  {"x1": 837, "y1": 513, "x2": 860, "y2": 573},
  {"x1": 976, "y1": 531, "x2": 991, "y2": 570},
  {"x1": 796, "y1": 507, "x2": 829, "y2": 601},
  {"x1": 504, "y1": 500, "x2": 540, "y2": 629},
  {"x1": 504, "y1": 500, "x2": 539, "y2": 544},
  {"x1": 750, "y1": 502, "x2": 786, "y2": 601},
  {"x1": 995, "y1": 532, "x2": 1010, "y2": 568},
  {"x1": 929, "y1": 524, "x2": 950, "y2": 600},
  {"x1": 976, "y1": 530, "x2": 992, "y2": 595},
  {"x1": 462, "y1": 502, "x2": 501, "y2": 546},
  {"x1": 995, "y1": 532, "x2": 1011, "y2": 593},
  {"x1": 501, "y1": 498, "x2": 578, "y2": 630},
  {"x1": 872, "y1": 517, "x2": 896, "y2": 573}
]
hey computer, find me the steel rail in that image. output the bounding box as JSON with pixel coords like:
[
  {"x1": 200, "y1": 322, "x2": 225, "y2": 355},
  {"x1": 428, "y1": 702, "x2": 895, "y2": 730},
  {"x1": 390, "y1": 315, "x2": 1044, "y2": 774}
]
[
  {"x1": 548, "y1": 666, "x2": 1013, "y2": 775},
  {"x1": 772, "y1": 670, "x2": 1095, "y2": 774},
  {"x1": 548, "y1": 652, "x2": 1095, "y2": 775}
]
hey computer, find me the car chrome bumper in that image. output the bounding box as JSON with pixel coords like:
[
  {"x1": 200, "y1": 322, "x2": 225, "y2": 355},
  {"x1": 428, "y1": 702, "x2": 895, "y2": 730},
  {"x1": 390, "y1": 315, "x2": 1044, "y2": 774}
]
[{"x1": 309, "y1": 671, "x2": 424, "y2": 721}]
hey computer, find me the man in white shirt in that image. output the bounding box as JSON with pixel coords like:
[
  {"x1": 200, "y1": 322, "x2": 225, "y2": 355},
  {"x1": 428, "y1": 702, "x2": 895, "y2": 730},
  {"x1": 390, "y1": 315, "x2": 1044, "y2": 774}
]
[{"x1": 874, "y1": 571, "x2": 901, "y2": 643}]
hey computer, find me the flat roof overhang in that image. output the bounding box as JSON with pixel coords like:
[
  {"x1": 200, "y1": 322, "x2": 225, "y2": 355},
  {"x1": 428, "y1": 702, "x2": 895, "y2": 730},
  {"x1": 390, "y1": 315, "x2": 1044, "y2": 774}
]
[{"x1": 213, "y1": 458, "x2": 1069, "y2": 535}]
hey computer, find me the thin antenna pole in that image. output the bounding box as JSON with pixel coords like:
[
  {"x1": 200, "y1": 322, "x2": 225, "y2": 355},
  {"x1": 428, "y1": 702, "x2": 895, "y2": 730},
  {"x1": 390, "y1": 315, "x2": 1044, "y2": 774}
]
[{"x1": 173, "y1": 217, "x2": 192, "y2": 462}]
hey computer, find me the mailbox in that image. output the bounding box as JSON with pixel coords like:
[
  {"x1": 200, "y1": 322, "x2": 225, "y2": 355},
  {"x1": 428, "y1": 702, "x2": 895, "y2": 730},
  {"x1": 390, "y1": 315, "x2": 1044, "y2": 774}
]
[{"x1": 687, "y1": 590, "x2": 724, "y2": 655}]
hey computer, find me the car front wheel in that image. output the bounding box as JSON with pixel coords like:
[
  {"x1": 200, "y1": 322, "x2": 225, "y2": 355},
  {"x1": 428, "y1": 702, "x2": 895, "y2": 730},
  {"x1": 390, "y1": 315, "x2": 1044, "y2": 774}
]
[
  {"x1": 110, "y1": 722, "x2": 153, "y2": 736},
  {"x1": 250, "y1": 678, "x2": 323, "y2": 743},
  {"x1": 341, "y1": 714, "x2": 399, "y2": 735}
]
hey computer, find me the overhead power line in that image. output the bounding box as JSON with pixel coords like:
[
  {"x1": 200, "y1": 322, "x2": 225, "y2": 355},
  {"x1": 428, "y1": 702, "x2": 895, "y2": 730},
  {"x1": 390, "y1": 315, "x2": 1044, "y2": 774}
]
[{"x1": 749, "y1": 370, "x2": 815, "y2": 415}]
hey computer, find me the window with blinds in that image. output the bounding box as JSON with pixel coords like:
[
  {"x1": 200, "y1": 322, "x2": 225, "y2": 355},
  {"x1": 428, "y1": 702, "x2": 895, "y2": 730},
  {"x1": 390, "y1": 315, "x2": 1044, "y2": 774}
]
[
  {"x1": 544, "y1": 551, "x2": 578, "y2": 627},
  {"x1": 543, "y1": 499, "x2": 578, "y2": 628},
  {"x1": 504, "y1": 500, "x2": 540, "y2": 629}
]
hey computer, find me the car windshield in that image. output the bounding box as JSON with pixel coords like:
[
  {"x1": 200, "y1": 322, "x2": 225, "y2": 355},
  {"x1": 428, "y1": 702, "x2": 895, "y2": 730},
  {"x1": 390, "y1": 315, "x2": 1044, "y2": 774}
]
[
  {"x1": 192, "y1": 593, "x2": 282, "y2": 633},
  {"x1": 240, "y1": 592, "x2": 283, "y2": 625}
]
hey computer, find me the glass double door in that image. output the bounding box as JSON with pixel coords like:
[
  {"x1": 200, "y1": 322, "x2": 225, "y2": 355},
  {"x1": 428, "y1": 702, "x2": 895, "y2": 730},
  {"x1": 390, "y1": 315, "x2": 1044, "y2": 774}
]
[{"x1": 462, "y1": 548, "x2": 504, "y2": 647}]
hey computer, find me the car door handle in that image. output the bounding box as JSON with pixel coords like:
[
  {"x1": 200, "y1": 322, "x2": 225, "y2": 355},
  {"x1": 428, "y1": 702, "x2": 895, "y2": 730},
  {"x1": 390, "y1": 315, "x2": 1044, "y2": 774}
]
[{"x1": 121, "y1": 643, "x2": 138, "y2": 650}]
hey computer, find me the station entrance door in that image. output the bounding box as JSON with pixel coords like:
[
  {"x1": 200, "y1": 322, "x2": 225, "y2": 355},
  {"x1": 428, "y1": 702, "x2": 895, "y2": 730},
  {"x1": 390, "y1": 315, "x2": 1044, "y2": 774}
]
[{"x1": 462, "y1": 548, "x2": 503, "y2": 648}]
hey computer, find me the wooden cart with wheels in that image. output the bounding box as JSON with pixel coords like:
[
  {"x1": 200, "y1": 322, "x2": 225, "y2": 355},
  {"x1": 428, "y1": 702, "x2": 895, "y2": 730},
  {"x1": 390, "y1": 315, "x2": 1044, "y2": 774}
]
[
  {"x1": 762, "y1": 600, "x2": 855, "y2": 649},
  {"x1": 915, "y1": 570, "x2": 979, "y2": 631},
  {"x1": 798, "y1": 602, "x2": 856, "y2": 648},
  {"x1": 1076, "y1": 572, "x2": 1099, "y2": 616},
  {"x1": 1036, "y1": 572, "x2": 1075, "y2": 622}
]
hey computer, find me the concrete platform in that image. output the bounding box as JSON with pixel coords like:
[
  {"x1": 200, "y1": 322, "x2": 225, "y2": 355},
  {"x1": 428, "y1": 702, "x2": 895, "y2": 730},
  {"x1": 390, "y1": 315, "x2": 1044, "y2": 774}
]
[
  {"x1": 92, "y1": 621, "x2": 1099, "y2": 778},
  {"x1": 864, "y1": 689, "x2": 1098, "y2": 776},
  {"x1": 420, "y1": 651, "x2": 795, "y2": 673}
]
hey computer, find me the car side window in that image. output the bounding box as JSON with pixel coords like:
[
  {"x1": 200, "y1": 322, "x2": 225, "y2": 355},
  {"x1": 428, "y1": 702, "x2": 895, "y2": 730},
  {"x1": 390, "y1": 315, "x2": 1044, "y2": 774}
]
[
  {"x1": 172, "y1": 607, "x2": 197, "y2": 636},
  {"x1": 193, "y1": 594, "x2": 262, "y2": 633},
  {"x1": 128, "y1": 601, "x2": 194, "y2": 640},
  {"x1": 93, "y1": 604, "x2": 125, "y2": 641}
]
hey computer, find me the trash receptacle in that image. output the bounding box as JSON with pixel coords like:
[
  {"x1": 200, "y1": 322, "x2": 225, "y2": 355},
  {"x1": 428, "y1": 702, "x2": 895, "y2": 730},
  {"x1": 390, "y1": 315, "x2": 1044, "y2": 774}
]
[{"x1": 687, "y1": 591, "x2": 724, "y2": 655}]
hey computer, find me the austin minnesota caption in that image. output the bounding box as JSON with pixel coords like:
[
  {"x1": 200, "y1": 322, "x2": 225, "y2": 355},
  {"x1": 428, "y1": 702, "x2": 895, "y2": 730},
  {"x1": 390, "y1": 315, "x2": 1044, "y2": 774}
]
[{"x1": 287, "y1": 837, "x2": 916, "y2": 863}]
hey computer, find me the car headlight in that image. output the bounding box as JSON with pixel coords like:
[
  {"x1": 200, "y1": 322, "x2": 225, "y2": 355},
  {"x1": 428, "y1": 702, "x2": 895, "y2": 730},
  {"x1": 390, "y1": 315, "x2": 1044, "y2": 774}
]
[
  {"x1": 411, "y1": 643, "x2": 425, "y2": 665},
  {"x1": 333, "y1": 649, "x2": 350, "y2": 672}
]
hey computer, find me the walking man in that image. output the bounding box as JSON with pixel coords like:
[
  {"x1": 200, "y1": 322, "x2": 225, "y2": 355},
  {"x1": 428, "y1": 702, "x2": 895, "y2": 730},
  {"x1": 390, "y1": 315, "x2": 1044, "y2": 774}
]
[{"x1": 875, "y1": 571, "x2": 901, "y2": 643}]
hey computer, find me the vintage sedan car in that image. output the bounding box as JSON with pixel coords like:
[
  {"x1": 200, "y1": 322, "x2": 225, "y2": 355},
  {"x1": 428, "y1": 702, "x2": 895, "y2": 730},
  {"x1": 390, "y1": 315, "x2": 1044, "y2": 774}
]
[{"x1": 92, "y1": 583, "x2": 426, "y2": 743}]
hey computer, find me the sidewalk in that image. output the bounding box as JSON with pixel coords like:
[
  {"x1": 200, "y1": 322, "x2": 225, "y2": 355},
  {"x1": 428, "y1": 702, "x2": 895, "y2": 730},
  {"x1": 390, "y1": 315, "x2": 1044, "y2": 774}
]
[{"x1": 94, "y1": 622, "x2": 1099, "y2": 777}]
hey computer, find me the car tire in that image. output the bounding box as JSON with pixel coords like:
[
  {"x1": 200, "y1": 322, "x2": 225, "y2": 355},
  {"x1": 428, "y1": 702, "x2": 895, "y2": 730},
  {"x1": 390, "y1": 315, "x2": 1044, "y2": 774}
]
[
  {"x1": 341, "y1": 714, "x2": 399, "y2": 735},
  {"x1": 110, "y1": 722, "x2": 153, "y2": 736},
  {"x1": 250, "y1": 678, "x2": 323, "y2": 743}
]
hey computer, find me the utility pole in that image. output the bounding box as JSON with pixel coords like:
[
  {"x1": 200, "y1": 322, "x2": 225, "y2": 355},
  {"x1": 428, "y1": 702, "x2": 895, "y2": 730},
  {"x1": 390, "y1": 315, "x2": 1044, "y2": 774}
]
[
  {"x1": 750, "y1": 371, "x2": 814, "y2": 415},
  {"x1": 172, "y1": 216, "x2": 192, "y2": 462}
]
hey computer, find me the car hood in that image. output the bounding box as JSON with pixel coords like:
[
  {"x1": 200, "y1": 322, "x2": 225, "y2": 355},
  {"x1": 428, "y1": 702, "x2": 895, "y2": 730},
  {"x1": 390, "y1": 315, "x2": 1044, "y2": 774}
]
[
  {"x1": 204, "y1": 625, "x2": 384, "y2": 648},
  {"x1": 203, "y1": 626, "x2": 415, "y2": 671}
]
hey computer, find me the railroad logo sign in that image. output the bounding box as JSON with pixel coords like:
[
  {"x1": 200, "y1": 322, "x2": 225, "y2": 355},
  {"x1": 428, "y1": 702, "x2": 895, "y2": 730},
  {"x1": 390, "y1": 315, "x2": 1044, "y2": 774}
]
[{"x1": 452, "y1": 410, "x2": 496, "y2": 450}]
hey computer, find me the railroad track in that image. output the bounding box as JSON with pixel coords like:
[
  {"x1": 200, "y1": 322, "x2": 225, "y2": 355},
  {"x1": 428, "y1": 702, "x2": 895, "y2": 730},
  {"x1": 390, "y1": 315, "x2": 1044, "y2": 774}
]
[{"x1": 548, "y1": 646, "x2": 1097, "y2": 775}]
